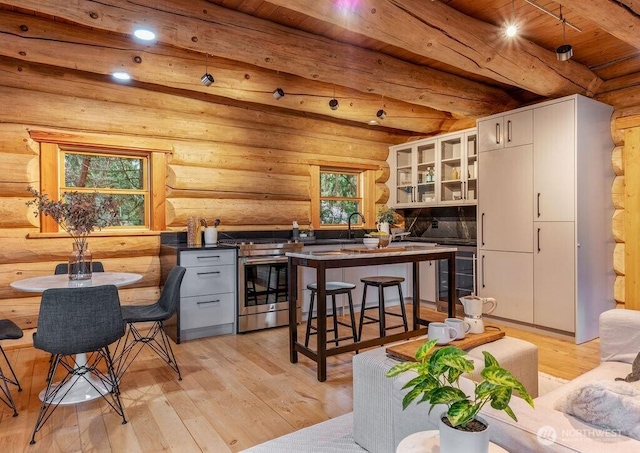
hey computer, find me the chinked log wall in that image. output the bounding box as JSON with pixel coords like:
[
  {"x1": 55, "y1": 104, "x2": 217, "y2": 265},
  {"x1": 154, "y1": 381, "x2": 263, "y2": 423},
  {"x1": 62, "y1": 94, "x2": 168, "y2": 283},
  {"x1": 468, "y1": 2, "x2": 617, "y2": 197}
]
[
  {"x1": 0, "y1": 65, "x2": 396, "y2": 330},
  {"x1": 598, "y1": 82, "x2": 640, "y2": 308}
]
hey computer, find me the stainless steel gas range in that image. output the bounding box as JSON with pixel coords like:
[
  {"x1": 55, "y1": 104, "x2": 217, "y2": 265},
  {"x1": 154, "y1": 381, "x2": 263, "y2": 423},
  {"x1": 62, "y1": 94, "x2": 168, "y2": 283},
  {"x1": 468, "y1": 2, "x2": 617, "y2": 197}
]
[{"x1": 227, "y1": 240, "x2": 304, "y2": 333}]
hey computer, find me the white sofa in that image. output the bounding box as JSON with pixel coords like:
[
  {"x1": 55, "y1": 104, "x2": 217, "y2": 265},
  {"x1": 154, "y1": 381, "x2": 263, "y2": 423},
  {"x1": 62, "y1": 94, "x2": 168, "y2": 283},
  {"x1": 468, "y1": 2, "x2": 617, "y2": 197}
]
[{"x1": 353, "y1": 309, "x2": 640, "y2": 452}]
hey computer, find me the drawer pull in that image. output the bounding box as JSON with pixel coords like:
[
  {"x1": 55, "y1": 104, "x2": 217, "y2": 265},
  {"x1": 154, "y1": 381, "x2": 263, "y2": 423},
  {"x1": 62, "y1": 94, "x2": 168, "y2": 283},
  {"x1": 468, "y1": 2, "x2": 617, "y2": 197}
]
[
  {"x1": 197, "y1": 271, "x2": 221, "y2": 275},
  {"x1": 197, "y1": 256, "x2": 221, "y2": 259},
  {"x1": 197, "y1": 300, "x2": 220, "y2": 305}
]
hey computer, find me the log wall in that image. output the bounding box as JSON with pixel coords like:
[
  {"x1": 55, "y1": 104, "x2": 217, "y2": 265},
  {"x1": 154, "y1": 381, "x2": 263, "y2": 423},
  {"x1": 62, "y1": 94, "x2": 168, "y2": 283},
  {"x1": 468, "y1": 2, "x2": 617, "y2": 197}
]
[
  {"x1": 0, "y1": 62, "x2": 398, "y2": 329},
  {"x1": 596, "y1": 91, "x2": 640, "y2": 307}
]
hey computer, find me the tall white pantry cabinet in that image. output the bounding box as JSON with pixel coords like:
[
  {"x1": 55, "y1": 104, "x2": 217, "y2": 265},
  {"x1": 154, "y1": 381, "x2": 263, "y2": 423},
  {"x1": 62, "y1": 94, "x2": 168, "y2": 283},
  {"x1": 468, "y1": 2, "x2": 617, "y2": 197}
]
[{"x1": 477, "y1": 94, "x2": 615, "y2": 343}]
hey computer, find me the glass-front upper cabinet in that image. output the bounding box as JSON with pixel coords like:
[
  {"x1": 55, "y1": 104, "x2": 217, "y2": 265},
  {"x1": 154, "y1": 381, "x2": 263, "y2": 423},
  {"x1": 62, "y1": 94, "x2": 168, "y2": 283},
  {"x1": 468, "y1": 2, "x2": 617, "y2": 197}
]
[
  {"x1": 388, "y1": 128, "x2": 477, "y2": 208},
  {"x1": 439, "y1": 131, "x2": 477, "y2": 204}
]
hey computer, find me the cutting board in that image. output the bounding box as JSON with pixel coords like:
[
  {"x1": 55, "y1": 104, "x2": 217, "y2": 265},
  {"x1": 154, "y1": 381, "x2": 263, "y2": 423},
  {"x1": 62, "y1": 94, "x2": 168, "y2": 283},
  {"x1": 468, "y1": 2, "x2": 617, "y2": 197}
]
[
  {"x1": 342, "y1": 246, "x2": 407, "y2": 253},
  {"x1": 386, "y1": 329, "x2": 505, "y2": 362}
]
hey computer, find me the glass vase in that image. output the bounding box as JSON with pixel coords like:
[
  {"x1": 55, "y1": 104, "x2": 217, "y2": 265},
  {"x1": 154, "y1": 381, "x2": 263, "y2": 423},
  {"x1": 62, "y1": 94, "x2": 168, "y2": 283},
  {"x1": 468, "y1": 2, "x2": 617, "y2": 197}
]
[{"x1": 68, "y1": 242, "x2": 93, "y2": 280}]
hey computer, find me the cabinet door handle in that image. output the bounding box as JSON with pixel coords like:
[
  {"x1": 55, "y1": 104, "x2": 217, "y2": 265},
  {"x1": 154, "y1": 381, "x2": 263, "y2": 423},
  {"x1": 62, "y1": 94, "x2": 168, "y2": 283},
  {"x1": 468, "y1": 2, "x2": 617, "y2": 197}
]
[
  {"x1": 537, "y1": 228, "x2": 541, "y2": 253},
  {"x1": 197, "y1": 256, "x2": 220, "y2": 259},
  {"x1": 507, "y1": 120, "x2": 512, "y2": 143},
  {"x1": 537, "y1": 193, "x2": 541, "y2": 218},
  {"x1": 481, "y1": 254, "x2": 486, "y2": 288},
  {"x1": 197, "y1": 299, "x2": 221, "y2": 305},
  {"x1": 197, "y1": 271, "x2": 221, "y2": 275},
  {"x1": 495, "y1": 123, "x2": 501, "y2": 144},
  {"x1": 481, "y1": 212, "x2": 485, "y2": 247}
]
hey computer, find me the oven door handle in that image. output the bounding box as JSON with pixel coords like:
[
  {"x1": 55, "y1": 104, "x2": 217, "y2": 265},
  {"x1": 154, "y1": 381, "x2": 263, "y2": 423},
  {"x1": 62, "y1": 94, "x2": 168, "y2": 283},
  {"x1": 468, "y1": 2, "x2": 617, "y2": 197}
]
[{"x1": 243, "y1": 256, "x2": 289, "y2": 265}]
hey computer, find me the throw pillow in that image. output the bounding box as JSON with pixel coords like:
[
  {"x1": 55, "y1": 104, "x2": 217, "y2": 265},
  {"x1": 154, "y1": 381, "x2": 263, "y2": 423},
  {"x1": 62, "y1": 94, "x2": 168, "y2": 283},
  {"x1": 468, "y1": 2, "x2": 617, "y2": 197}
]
[{"x1": 555, "y1": 380, "x2": 640, "y2": 440}]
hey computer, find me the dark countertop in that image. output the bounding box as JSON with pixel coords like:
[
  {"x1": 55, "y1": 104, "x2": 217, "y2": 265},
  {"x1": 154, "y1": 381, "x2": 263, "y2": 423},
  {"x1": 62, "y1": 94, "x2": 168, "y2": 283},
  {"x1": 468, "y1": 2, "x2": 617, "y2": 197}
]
[{"x1": 161, "y1": 243, "x2": 238, "y2": 252}]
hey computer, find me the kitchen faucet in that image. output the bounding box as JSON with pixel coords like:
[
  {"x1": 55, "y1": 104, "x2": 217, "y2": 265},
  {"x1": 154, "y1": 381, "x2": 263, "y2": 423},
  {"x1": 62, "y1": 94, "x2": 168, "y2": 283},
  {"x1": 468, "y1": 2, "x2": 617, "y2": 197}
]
[{"x1": 347, "y1": 212, "x2": 365, "y2": 240}]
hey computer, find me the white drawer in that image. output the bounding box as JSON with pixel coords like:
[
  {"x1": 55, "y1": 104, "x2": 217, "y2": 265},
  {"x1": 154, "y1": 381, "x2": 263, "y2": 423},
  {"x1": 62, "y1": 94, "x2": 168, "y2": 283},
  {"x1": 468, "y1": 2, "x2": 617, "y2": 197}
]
[
  {"x1": 180, "y1": 249, "x2": 235, "y2": 267},
  {"x1": 180, "y1": 293, "x2": 235, "y2": 329},
  {"x1": 181, "y1": 264, "x2": 235, "y2": 297}
]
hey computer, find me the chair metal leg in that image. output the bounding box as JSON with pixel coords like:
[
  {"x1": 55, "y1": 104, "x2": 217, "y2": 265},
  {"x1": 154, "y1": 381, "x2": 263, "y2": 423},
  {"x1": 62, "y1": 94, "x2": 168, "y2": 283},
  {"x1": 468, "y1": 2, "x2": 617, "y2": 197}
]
[
  {"x1": 115, "y1": 321, "x2": 182, "y2": 382},
  {"x1": 346, "y1": 291, "x2": 359, "y2": 342},
  {"x1": 31, "y1": 349, "x2": 127, "y2": 444},
  {"x1": 357, "y1": 283, "x2": 369, "y2": 341},
  {"x1": 397, "y1": 283, "x2": 408, "y2": 331},
  {"x1": 330, "y1": 294, "x2": 339, "y2": 345}
]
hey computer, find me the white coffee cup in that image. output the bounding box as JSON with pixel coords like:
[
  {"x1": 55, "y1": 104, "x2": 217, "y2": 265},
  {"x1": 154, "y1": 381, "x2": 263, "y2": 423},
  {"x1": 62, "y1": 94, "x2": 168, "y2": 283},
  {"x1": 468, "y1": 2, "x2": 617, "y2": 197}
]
[
  {"x1": 445, "y1": 318, "x2": 471, "y2": 340},
  {"x1": 204, "y1": 227, "x2": 218, "y2": 245},
  {"x1": 428, "y1": 322, "x2": 457, "y2": 345}
]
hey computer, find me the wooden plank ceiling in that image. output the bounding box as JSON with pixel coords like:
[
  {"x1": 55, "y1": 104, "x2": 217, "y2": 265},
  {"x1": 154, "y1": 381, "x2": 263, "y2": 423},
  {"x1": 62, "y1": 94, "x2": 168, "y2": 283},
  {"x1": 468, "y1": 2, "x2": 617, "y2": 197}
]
[{"x1": 1, "y1": 0, "x2": 638, "y2": 137}]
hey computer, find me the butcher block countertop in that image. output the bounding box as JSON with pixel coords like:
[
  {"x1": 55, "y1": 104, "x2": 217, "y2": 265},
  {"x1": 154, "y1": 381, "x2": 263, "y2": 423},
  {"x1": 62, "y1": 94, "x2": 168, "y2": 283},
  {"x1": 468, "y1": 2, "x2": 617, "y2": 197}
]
[{"x1": 286, "y1": 244, "x2": 457, "y2": 260}]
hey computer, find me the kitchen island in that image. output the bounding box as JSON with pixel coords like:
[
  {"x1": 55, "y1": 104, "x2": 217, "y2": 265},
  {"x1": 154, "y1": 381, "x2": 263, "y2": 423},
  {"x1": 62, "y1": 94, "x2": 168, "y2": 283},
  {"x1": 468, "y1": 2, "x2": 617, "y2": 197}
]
[{"x1": 286, "y1": 244, "x2": 457, "y2": 381}]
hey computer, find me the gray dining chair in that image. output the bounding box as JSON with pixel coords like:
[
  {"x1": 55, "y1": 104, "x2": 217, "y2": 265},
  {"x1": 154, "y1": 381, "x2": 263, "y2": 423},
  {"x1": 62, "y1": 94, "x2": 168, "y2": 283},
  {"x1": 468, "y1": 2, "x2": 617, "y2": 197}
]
[
  {"x1": 30, "y1": 285, "x2": 127, "y2": 444},
  {"x1": 54, "y1": 261, "x2": 105, "y2": 275},
  {"x1": 0, "y1": 319, "x2": 23, "y2": 417},
  {"x1": 115, "y1": 266, "x2": 186, "y2": 381}
]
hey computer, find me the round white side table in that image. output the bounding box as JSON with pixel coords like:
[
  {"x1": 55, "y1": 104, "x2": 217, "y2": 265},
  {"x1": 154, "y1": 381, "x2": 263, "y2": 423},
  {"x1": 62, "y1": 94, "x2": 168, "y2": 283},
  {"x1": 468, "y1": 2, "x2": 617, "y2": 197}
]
[{"x1": 397, "y1": 430, "x2": 509, "y2": 453}]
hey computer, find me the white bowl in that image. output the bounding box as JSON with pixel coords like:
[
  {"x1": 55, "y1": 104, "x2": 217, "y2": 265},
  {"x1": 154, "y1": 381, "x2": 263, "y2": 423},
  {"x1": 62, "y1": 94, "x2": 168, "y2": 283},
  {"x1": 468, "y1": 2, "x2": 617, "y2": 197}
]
[{"x1": 363, "y1": 237, "x2": 379, "y2": 249}]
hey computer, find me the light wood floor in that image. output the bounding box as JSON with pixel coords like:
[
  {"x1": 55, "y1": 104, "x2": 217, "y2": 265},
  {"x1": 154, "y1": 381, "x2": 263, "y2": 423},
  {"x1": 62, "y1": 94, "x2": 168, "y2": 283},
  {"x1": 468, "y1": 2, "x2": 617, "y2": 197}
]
[{"x1": 0, "y1": 308, "x2": 600, "y2": 453}]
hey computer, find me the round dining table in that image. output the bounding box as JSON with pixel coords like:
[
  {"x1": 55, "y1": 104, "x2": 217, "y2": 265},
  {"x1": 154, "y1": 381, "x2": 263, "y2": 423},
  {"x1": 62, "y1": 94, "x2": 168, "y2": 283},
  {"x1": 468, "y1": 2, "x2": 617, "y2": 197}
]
[{"x1": 10, "y1": 272, "x2": 143, "y2": 404}]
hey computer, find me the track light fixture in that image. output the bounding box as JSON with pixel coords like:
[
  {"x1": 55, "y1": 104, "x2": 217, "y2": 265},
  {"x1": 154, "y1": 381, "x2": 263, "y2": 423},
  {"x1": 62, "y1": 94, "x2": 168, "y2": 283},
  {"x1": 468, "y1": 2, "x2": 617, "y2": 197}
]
[
  {"x1": 201, "y1": 53, "x2": 214, "y2": 86},
  {"x1": 273, "y1": 87, "x2": 285, "y2": 99},
  {"x1": 329, "y1": 85, "x2": 339, "y2": 110},
  {"x1": 556, "y1": 6, "x2": 573, "y2": 61},
  {"x1": 376, "y1": 109, "x2": 386, "y2": 120}
]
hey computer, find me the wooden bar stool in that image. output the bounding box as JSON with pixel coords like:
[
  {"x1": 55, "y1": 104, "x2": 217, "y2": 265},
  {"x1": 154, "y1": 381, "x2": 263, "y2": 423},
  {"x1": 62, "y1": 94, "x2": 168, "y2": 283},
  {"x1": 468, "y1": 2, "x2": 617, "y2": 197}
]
[
  {"x1": 304, "y1": 282, "x2": 358, "y2": 347},
  {"x1": 358, "y1": 276, "x2": 408, "y2": 339}
]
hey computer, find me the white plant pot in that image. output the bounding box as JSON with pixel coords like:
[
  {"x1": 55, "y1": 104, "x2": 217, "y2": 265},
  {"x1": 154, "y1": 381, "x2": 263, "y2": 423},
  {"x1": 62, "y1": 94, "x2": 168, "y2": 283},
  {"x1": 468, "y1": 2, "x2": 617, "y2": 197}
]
[
  {"x1": 438, "y1": 413, "x2": 489, "y2": 453},
  {"x1": 378, "y1": 221, "x2": 390, "y2": 234}
]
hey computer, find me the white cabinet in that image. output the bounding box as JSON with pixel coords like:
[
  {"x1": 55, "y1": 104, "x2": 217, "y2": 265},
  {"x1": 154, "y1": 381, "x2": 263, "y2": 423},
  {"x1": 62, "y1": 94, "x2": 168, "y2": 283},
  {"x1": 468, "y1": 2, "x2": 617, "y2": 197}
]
[
  {"x1": 478, "y1": 144, "x2": 533, "y2": 253},
  {"x1": 533, "y1": 222, "x2": 575, "y2": 332},
  {"x1": 478, "y1": 109, "x2": 533, "y2": 152},
  {"x1": 477, "y1": 95, "x2": 614, "y2": 343},
  {"x1": 388, "y1": 128, "x2": 476, "y2": 207},
  {"x1": 174, "y1": 248, "x2": 237, "y2": 342},
  {"x1": 478, "y1": 250, "x2": 533, "y2": 323}
]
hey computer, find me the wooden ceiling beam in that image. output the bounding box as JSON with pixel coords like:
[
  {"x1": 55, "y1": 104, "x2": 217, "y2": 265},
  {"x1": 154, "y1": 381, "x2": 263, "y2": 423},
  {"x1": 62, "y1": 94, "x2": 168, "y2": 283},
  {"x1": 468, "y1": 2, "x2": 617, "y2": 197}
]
[
  {"x1": 0, "y1": 10, "x2": 454, "y2": 135},
  {"x1": 267, "y1": 0, "x2": 603, "y2": 97},
  {"x1": 2, "y1": 0, "x2": 517, "y2": 118},
  {"x1": 556, "y1": 0, "x2": 640, "y2": 50}
]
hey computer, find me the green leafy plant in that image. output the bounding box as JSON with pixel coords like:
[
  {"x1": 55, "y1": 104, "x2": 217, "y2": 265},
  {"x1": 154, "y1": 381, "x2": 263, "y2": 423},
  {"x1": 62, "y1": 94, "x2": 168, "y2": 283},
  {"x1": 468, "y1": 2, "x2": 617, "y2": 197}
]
[
  {"x1": 377, "y1": 205, "x2": 396, "y2": 224},
  {"x1": 386, "y1": 339, "x2": 534, "y2": 430},
  {"x1": 26, "y1": 186, "x2": 121, "y2": 248}
]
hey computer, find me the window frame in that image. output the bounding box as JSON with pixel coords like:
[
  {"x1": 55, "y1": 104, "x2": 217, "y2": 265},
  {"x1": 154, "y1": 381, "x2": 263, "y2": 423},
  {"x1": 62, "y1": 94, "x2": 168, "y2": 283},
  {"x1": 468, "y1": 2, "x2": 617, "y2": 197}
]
[
  {"x1": 31, "y1": 131, "x2": 168, "y2": 234},
  {"x1": 311, "y1": 165, "x2": 376, "y2": 230}
]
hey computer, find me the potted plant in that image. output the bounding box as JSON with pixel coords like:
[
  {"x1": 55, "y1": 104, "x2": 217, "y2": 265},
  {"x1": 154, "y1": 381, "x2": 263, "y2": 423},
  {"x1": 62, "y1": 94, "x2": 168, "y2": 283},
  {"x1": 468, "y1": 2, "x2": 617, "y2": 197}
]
[
  {"x1": 376, "y1": 205, "x2": 396, "y2": 234},
  {"x1": 386, "y1": 339, "x2": 534, "y2": 452},
  {"x1": 26, "y1": 186, "x2": 121, "y2": 280}
]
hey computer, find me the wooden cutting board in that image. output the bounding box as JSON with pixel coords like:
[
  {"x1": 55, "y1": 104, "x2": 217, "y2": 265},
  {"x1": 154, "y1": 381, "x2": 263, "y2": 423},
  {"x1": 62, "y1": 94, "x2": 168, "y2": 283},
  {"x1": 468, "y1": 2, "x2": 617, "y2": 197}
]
[
  {"x1": 385, "y1": 329, "x2": 505, "y2": 362},
  {"x1": 342, "y1": 246, "x2": 407, "y2": 253}
]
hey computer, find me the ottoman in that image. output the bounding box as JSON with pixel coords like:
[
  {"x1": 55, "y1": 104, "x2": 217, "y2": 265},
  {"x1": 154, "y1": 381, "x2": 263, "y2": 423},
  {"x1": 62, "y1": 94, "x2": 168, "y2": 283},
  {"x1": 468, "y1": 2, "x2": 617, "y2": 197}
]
[{"x1": 352, "y1": 336, "x2": 538, "y2": 453}]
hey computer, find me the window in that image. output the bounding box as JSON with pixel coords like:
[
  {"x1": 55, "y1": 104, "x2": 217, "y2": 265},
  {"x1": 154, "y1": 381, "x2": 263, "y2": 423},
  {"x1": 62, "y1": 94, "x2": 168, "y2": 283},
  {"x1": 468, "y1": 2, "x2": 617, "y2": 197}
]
[
  {"x1": 30, "y1": 131, "x2": 169, "y2": 233},
  {"x1": 61, "y1": 150, "x2": 148, "y2": 228},
  {"x1": 319, "y1": 170, "x2": 361, "y2": 225},
  {"x1": 311, "y1": 164, "x2": 375, "y2": 229}
]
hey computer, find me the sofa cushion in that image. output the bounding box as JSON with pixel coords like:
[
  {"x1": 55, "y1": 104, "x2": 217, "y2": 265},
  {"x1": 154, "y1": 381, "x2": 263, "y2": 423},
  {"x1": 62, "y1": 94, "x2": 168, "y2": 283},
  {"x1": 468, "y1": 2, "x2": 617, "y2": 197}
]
[{"x1": 555, "y1": 380, "x2": 640, "y2": 441}]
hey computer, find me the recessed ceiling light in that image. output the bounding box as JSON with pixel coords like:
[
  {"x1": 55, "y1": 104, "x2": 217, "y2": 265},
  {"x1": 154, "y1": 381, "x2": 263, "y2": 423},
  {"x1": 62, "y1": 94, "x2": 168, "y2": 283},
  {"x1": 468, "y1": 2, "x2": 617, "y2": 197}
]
[
  {"x1": 112, "y1": 71, "x2": 131, "y2": 81},
  {"x1": 133, "y1": 28, "x2": 156, "y2": 41},
  {"x1": 505, "y1": 24, "x2": 518, "y2": 37}
]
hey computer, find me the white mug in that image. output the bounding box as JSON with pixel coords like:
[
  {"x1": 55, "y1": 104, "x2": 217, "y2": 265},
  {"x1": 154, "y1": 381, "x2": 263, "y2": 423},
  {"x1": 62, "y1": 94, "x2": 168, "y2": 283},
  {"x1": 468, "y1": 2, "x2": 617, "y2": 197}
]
[
  {"x1": 428, "y1": 322, "x2": 457, "y2": 345},
  {"x1": 204, "y1": 227, "x2": 218, "y2": 245},
  {"x1": 445, "y1": 318, "x2": 471, "y2": 340}
]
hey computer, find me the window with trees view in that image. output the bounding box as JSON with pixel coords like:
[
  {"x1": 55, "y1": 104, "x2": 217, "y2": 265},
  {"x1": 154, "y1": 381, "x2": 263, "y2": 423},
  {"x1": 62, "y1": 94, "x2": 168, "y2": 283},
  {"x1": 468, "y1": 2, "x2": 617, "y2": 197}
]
[
  {"x1": 319, "y1": 170, "x2": 361, "y2": 225},
  {"x1": 30, "y1": 131, "x2": 169, "y2": 234},
  {"x1": 62, "y1": 151, "x2": 147, "y2": 227}
]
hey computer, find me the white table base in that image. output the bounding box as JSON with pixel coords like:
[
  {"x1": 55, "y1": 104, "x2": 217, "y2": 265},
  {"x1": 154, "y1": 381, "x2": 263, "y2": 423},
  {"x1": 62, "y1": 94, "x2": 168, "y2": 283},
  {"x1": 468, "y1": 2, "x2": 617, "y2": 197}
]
[{"x1": 38, "y1": 353, "x2": 112, "y2": 405}]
